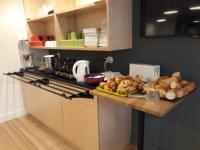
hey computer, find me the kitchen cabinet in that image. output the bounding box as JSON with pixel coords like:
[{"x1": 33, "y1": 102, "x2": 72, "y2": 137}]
[
  {"x1": 20, "y1": 72, "x2": 132, "y2": 150},
  {"x1": 22, "y1": 83, "x2": 63, "y2": 134},
  {"x1": 37, "y1": 88, "x2": 63, "y2": 135},
  {"x1": 23, "y1": 0, "x2": 132, "y2": 51},
  {"x1": 62, "y1": 98, "x2": 99, "y2": 150},
  {"x1": 22, "y1": 83, "x2": 41, "y2": 120},
  {"x1": 62, "y1": 97, "x2": 132, "y2": 150}
]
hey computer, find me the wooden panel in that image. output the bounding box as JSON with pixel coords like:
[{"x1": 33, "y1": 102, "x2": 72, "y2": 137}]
[
  {"x1": 54, "y1": 15, "x2": 76, "y2": 40},
  {"x1": 107, "y1": 0, "x2": 132, "y2": 50},
  {"x1": 24, "y1": 0, "x2": 45, "y2": 19},
  {"x1": 98, "y1": 97, "x2": 132, "y2": 150},
  {"x1": 45, "y1": 19, "x2": 56, "y2": 36},
  {"x1": 76, "y1": 8, "x2": 106, "y2": 32},
  {"x1": 27, "y1": 18, "x2": 55, "y2": 38},
  {"x1": 38, "y1": 88, "x2": 63, "y2": 135},
  {"x1": 27, "y1": 22, "x2": 46, "y2": 38},
  {"x1": 56, "y1": 1, "x2": 106, "y2": 16},
  {"x1": 54, "y1": 0, "x2": 76, "y2": 12},
  {"x1": 24, "y1": 0, "x2": 55, "y2": 19},
  {"x1": 22, "y1": 83, "x2": 41, "y2": 120},
  {"x1": 76, "y1": 0, "x2": 102, "y2": 7},
  {"x1": 0, "y1": 115, "x2": 75, "y2": 150},
  {"x1": 71, "y1": 97, "x2": 97, "y2": 108},
  {"x1": 27, "y1": 14, "x2": 54, "y2": 23},
  {"x1": 91, "y1": 90, "x2": 188, "y2": 117},
  {"x1": 45, "y1": 0, "x2": 55, "y2": 6},
  {"x1": 62, "y1": 98, "x2": 99, "y2": 150}
]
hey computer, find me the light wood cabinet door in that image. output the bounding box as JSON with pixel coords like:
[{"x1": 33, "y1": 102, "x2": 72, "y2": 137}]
[
  {"x1": 22, "y1": 83, "x2": 41, "y2": 120},
  {"x1": 22, "y1": 83, "x2": 63, "y2": 135},
  {"x1": 38, "y1": 88, "x2": 63, "y2": 135},
  {"x1": 62, "y1": 98, "x2": 99, "y2": 150}
]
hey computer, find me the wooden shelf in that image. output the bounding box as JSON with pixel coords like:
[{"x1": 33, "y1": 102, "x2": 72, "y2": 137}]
[
  {"x1": 24, "y1": 0, "x2": 132, "y2": 51},
  {"x1": 29, "y1": 47, "x2": 56, "y2": 50},
  {"x1": 56, "y1": 1, "x2": 106, "y2": 16},
  {"x1": 29, "y1": 46, "x2": 109, "y2": 51},
  {"x1": 27, "y1": 14, "x2": 54, "y2": 23},
  {"x1": 58, "y1": 47, "x2": 109, "y2": 51}
]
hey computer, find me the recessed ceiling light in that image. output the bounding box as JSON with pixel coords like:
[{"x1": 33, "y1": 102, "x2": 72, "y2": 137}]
[
  {"x1": 156, "y1": 19, "x2": 167, "y2": 23},
  {"x1": 189, "y1": 6, "x2": 200, "y2": 10},
  {"x1": 164, "y1": 10, "x2": 179, "y2": 15},
  {"x1": 193, "y1": 20, "x2": 200, "y2": 23}
]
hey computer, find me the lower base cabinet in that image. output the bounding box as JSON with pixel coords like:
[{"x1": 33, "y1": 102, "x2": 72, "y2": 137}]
[
  {"x1": 62, "y1": 98, "x2": 99, "y2": 150},
  {"x1": 22, "y1": 83, "x2": 41, "y2": 120},
  {"x1": 22, "y1": 83, "x2": 63, "y2": 134},
  {"x1": 38, "y1": 88, "x2": 63, "y2": 135},
  {"x1": 22, "y1": 83, "x2": 132, "y2": 150}
]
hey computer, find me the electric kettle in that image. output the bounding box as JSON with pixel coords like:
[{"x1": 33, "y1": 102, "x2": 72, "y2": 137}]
[{"x1": 72, "y1": 60, "x2": 90, "y2": 82}]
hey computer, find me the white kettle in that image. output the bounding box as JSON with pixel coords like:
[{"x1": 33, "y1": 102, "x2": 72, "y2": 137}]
[{"x1": 72, "y1": 60, "x2": 90, "y2": 82}]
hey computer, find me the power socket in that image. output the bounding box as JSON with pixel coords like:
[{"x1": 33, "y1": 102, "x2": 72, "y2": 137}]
[{"x1": 105, "y1": 56, "x2": 114, "y2": 64}]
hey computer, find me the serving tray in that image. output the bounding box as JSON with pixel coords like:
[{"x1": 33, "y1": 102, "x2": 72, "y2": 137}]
[
  {"x1": 96, "y1": 86, "x2": 139, "y2": 97},
  {"x1": 96, "y1": 86, "x2": 128, "y2": 97}
]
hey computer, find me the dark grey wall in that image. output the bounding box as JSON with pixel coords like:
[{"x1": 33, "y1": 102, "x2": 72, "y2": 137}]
[{"x1": 50, "y1": 0, "x2": 200, "y2": 150}]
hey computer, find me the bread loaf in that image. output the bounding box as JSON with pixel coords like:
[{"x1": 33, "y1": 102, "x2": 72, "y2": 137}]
[
  {"x1": 172, "y1": 72, "x2": 182, "y2": 81},
  {"x1": 170, "y1": 80, "x2": 181, "y2": 89},
  {"x1": 176, "y1": 83, "x2": 195, "y2": 98},
  {"x1": 166, "y1": 90, "x2": 177, "y2": 100}
]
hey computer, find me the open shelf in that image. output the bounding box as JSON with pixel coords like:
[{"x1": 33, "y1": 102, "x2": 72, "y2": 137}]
[
  {"x1": 56, "y1": 1, "x2": 106, "y2": 16},
  {"x1": 27, "y1": 18, "x2": 55, "y2": 39},
  {"x1": 27, "y1": 14, "x2": 54, "y2": 23},
  {"x1": 55, "y1": 1, "x2": 107, "y2": 50},
  {"x1": 24, "y1": 0, "x2": 132, "y2": 51}
]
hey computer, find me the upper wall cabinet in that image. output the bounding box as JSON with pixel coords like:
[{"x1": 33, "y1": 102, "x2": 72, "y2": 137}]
[{"x1": 24, "y1": 0, "x2": 132, "y2": 51}]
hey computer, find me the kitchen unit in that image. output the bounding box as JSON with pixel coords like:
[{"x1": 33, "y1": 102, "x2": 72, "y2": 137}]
[
  {"x1": 7, "y1": 71, "x2": 132, "y2": 150},
  {"x1": 24, "y1": 0, "x2": 132, "y2": 51}
]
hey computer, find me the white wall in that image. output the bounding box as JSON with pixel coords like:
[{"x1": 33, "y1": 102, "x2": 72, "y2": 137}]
[{"x1": 0, "y1": 0, "x2": 27, "y2": 122}]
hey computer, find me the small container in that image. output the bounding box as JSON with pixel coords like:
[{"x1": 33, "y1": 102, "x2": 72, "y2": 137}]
[{"x1": 84, "y1": 73, "x2": 105, "y2": 84}]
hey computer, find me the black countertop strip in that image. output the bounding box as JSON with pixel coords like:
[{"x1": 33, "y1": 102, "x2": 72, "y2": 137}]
[
  {"x1": 24, "y1": 73, "x2": 88, "y2": 94},
  {"x1": 23, "y1": 69, "x2": 96, "y2": 90}
]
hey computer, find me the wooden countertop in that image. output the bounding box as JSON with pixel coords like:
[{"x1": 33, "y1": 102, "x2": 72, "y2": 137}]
[{"x1": 90, "y1": 90, "x2": 188, "y2": 117}]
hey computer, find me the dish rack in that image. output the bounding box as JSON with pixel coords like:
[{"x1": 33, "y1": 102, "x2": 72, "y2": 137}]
[{"x1": 4, "y1": 71, "x2": 92, "y2": 100}]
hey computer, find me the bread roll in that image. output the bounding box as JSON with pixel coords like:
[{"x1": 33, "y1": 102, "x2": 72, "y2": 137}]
[
  {"x1": 157, "y1": 89, "x2": 167, "y2": 98},
  {"x1": 180, "y1": 80, "x2": 189, "y2": 88},
  {"x1": 114, "y1": 77, "x2": 122, "y2": 85},
  {"x1": 170, "y1": 81, "x2": 181, "y2": 89},
  {"x1": 162, "y1": 77, "x2": 178, "y2": 85},
  {"x1": 166, "y1": 90, "x2": 177, "y2": 100},
  {"x1": 99, "y1": 82, "x2": 106, "y2": 89},
  {"x1": 176, "y1": 83, "x2": 195, "y2": 98},
  {"x1": 117, "y1": 87, "x2": 129, "y2": 95},
  {"x1": 104, "y1": 84, "x2": 112, "y2": 92},
  {"x1": 172, "y1": 72, "x2": 181, "y2": 81},
  {"x1": 155, "y1": 81, "x2": 169, "y2": 90}
]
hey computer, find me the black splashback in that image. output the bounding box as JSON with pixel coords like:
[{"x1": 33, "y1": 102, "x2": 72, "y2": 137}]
[{"x1": 50, "y1": 49, "x2": 133, "y2": 74}]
